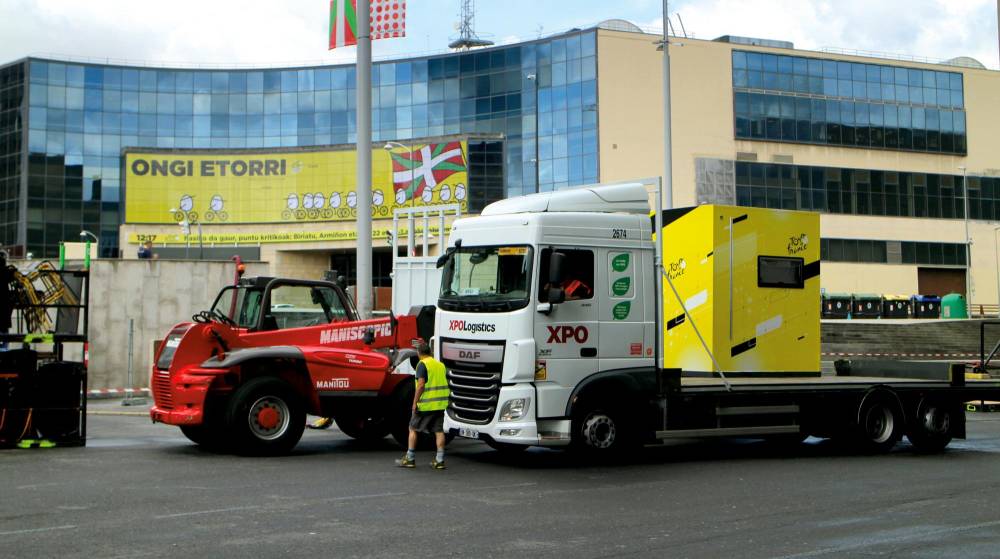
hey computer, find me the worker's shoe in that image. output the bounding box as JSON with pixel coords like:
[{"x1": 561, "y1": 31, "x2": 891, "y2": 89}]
[
  {"x1": 307, "y1": 417, "x2": 333, "y2": 430},
  {"x1": 430, "y1": 458, "x2": 446, "y2": 470},
  {"x1": 396, "y1": 455, "x2": 416, "y2": 468}
]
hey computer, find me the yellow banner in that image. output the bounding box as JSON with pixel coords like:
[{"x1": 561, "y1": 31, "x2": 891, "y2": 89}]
[
  {"x1": 124, "y1": 141, "x2": 469, "y2": 224},
  {"x1": 129, "y1": 226, "x2": 443, "y2": 245}
]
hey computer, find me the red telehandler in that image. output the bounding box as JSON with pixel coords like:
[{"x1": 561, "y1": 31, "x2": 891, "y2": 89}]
[{"x1": 150, "y1": 275, "x2": 434, "y2": 455}]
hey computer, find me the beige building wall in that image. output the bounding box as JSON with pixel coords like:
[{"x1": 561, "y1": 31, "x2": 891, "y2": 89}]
[{"x1": 597, "y1": 29, "x2": 1000, "y2": 304}]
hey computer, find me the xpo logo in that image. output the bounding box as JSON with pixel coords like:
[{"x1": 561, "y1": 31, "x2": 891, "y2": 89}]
[{"x1": 547, "y1": 325, "x2": 589, "y2": 344}]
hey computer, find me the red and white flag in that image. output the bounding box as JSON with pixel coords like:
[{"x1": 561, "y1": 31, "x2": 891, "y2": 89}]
[{"x1": 329, "y1": 0, "x2": 406, "y2": 50}]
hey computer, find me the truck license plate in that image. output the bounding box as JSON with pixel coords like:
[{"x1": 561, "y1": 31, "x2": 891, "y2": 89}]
[{"x1": 459, "y1": 427, "x2": 479, "y2": 439}]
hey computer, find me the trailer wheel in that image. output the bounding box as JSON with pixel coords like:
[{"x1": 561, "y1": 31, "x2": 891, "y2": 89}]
[
  {"x1": 853, "y1": 393, "x2": 903, "y2": 453},
  {"x1": 906, "y1": 399, "x2": 956, "y2": 454},
  {"x1": 226, "y1": 377, "x2": 305, "y2": 456}
]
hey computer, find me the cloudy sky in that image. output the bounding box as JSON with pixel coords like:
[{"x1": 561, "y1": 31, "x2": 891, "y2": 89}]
[{"x1": 1, "y1": 0, "x2": 997, "y2": 69}]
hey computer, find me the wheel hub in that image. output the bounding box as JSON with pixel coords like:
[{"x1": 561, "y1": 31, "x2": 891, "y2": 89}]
[
  {"x1": 582, "y1": 414, "x2": 616, "y2": 449},
  {"x1": 249, "y1": 396, "x2": 289, "y2": 440},
  {"x1": 922, "y1": 407, "x2": 951, "y2": 435},
  {"x1": 865, "y1": 406, "x2": 894, "y2": 444}
]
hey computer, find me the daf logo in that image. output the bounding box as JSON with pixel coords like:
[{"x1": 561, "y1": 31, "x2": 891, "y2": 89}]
[{"x1": 459, "y1": 350, "x2": 481, "y2": 360}]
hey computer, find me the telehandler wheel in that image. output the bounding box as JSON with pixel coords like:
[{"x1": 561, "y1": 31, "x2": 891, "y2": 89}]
[
  {"x1": 334, "y1": 413, "x2": 390, "y2": 443},
  {"x1": 852, "y1": 392, "x2": 903, "y2": 454},
  {"x1": 180, "y1": 423, "x2": 228, "y2": 450},
  {"x1": 906, "y1": 398, "x2": 956, "y2": 454},
  {"x1": 225, "y1": 377, "x2": 305, "y2": 456}
]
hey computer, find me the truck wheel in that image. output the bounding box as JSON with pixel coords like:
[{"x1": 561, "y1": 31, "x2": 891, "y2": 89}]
[
  {"x1": 334, "y1": 413, "x2": 390, "y2": 442},
  {"x1": 225, "y1": 377, "x2": 305, "y2": 456},
  {"x1": 906, "y1": 399, "x2": 956, "y2": 454},
  {"x1": 571, "y1": 402, "x2": 634, "y2": 455},
  {"x1": 852, "y1": 394, "x2": 902, "y2": 453}
]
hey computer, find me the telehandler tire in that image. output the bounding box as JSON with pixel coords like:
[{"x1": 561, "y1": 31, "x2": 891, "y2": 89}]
[{"x1": 226, "y1": 377, "x2": 305, "y2": 456}]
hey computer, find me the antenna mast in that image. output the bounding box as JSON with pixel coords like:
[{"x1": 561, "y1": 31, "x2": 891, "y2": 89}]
[{"x1": 449, "y1": 0, "x2": 494, "y2": 50}]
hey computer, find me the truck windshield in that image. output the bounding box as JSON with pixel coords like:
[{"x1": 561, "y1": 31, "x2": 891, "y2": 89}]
[
  {"x1": 439, "y1": 246, "x2": 533, "y2": 312},
  {"x1": 210, "y1": 286, "x2": 263, "y2": 328}
]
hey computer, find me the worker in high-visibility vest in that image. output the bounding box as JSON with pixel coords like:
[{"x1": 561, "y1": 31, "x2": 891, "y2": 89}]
[{"x1": 397, "y1": 341, "x2": 450, "y2": 469}]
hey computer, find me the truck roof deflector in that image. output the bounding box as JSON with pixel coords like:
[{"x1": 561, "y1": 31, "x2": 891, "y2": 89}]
[{"x1": 481, "y1": 182, "x2": 652, "y2": 216}]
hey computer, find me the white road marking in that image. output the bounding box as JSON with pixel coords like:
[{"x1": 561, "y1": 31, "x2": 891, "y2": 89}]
[
  {"x1": 154, "y1": 505, "x2": 260, "y2": 519},
  {"x1": 0, "y1": 525, "x2": 76, "y2": 536}
]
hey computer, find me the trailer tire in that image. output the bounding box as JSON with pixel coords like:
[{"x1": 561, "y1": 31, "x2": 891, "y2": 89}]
[
  {"x1": 571, "y1": 400, "x2": 636, "y2": 456},
  {"x1": 852, "y1": 392, "x2": 903, "y2": 454},
  {"x1": 225, "y1": 377, "x2": 305, "y2": 456},
  {"x1": 906, "y1": 399, "x2": 956, "y2": 454}
]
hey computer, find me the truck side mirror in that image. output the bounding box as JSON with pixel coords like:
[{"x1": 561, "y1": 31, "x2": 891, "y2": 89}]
[
  {"x1": 548, "y1": 286, "x2": 566, "y2": 305},
  {"x1": 549, "y1": 251, "x2": 567, "y2": 285}
]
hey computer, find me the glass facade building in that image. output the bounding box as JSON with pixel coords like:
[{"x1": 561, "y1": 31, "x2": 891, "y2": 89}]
[
  {"x1": 0, "y1": 30, "x2": 599, "y2": 257},
  {"x1": 732, "y1": 50, "x2": 967, "y2": 154}
]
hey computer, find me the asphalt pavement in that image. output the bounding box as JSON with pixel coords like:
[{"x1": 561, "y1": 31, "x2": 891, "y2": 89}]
[{"x1": 3, "y1": 399, "x2": 1000, "y2": 558}]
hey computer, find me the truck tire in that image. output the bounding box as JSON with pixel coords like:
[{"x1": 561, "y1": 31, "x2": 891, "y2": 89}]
[
  {"x1": 225, "y1": 377, "x2": 305, "y2": 456},
  {"x1": 852, "y1": 392, "x2": 903, "y2": 454},
  {"x1": 334, "y1": 412, "x2": 390, "y2": 442},
  {"x1": 571, "y1": 400, "x2": 635, "y2": 456},
  {"x1": 906, "y1": 399, "x2": 956, "y2": 454}
]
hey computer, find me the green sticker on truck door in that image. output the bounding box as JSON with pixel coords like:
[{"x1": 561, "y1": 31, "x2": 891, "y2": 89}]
[
  {"x1": 611, "y1": 253, "x2": 630, "y2": 272},
  {"x1": 612, "y1": 301, "x2": 631, "y2": 320},
  {"x1": 612, "y1": 276, "x2": 631, "y2": 296}
]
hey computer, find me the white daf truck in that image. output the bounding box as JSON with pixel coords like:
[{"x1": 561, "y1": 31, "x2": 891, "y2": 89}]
[{"x1": 435, "y1": 179, "x2": 1000, "y2": 455}]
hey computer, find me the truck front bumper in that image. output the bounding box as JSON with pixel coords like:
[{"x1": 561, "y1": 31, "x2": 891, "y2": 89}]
[{"x1": 445, "y1": 385, "x2": 572, "y2": 447}]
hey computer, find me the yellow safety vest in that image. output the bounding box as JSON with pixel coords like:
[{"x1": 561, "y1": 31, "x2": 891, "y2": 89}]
[{"x1": 417, "y1": 356, "x2": 450, "y2": 412}]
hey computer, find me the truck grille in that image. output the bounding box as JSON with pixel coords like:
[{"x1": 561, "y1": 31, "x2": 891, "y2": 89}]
[
  {"x1": 152, "y1": 369, "x2": 174, "y2": 410},
  {"x1": 444, "y1": 356, "x2": 502, "y2": 425}
]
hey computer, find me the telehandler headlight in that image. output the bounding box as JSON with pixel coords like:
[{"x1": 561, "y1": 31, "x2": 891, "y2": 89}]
[{"x1": 499, "y1": 398, "x2": 529, "y2": 422}]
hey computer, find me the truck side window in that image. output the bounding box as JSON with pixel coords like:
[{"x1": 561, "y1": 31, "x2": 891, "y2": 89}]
[
  {"x1": 267, "y1": 285, "x2": 347, "y2": 329},
  {"x1": 538, "y1": 248, "x2": 595, "y2": 302}
]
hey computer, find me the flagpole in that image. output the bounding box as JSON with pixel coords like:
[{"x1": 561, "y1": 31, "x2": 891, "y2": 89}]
[{"x1": 356, "y1": 0, "x2": 373, "y2": 319}]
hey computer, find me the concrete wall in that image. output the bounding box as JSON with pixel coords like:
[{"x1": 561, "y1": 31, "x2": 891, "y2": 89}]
[{"x1": 86, "y1": 259, "x2": 268, "y2": 389}]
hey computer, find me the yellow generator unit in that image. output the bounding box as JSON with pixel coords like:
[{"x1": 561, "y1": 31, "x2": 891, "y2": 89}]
[{"x1": 660, "y1": 204, "x2": 820, "y2": 376}]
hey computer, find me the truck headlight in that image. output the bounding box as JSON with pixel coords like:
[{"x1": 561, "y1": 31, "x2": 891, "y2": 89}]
[{"x1": 499, "y1": 398, "x2": 529, "y2": 422}]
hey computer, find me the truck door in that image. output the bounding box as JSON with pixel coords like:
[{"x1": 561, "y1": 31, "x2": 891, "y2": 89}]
[
  {"x1": 534, "y1": 247, "x2": 599, "y2": 419},
  {"x1": 598, "y1": 248, "x2": 650, "y2": 370}
]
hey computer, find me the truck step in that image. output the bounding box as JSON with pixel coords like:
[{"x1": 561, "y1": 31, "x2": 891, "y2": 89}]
[
  {"x1": 715, "y1": 405, "x2": 799, "y2": 416},
  {"x1": 655, "y1": 425, "x2": 801, "y2": 439}
]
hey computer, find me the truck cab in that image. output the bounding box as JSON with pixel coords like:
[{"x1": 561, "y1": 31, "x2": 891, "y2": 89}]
[{"x1": 438, "y1": 183, "x2": 656, "y2": 448}]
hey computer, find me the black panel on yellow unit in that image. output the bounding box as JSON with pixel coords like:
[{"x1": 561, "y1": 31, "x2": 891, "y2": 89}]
[{"x1": 660, "y1": 204, "x2": 820, "y2": 376}]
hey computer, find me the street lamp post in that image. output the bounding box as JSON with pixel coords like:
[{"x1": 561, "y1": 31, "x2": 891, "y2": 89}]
[
  {"x1": 526, "y1": 73, "x2": 540, "y2": 193},
  {"x1": 384, "y1": 141, "x2": 415, "y2": 256},
  {"x1": 959, "y1": 166, "x2": 972, "y2": 302}
]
